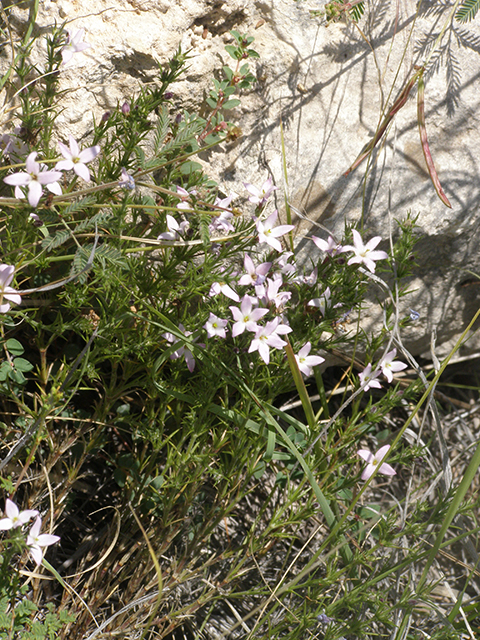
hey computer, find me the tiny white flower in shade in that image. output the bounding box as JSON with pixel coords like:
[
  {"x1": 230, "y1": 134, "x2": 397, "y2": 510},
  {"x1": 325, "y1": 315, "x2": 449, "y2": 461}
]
[
  {"x1": 379, "y1": 348, "x2": 407, "y2": 383},
  {"x1": 357, "y1": 445, "x2": 396, "y2": 480},
  {"x1": 26, "y1": 516, "x2": 60, "y2": 566},
  {"x1": 0, "y1": 499, "x2": 38, "y2": 530},
  {"x1": 162, "y1": 324, "x2": 203, "y2": 372},
  {"x1": 344, "y1": 229, "x2": 388, "y2": 273},
  {"x1": 308, "y1": 286, "x2": 332, "y2": 317},
  {"x1": 409, "y1": 309, "x2": 420, "y2": 322}
]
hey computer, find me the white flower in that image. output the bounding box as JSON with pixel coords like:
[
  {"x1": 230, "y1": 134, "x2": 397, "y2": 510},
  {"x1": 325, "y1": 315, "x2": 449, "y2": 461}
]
[
  {"x1": 256, "y1": 211, "x2": 294, "y2": 252},
  {"x1": 176, "y1": 186, "x2": 197, "y2": 211},
  {"x1": 293, "y1": 267, "x2": 317, "y2": 286},
  {"x1": 243, "y1": 176, "x2": 277, "y2": 205},
  {"x1": 157, "y1": 215, "x2": 189, "y2": 241},
  {"x1": 119, "y1": 167, "x2": 135, "y2": 190},
  {"x1": 209, "y1": 281, "x2": 240, "y2": 302},
  {"x1": 344, "y1": 230, "x2": 388, "y2": 273},
  {"x1": 210, "y1": 194, "x2": 235, "y2": 232},
  {"x1": 265, "y1": 275, "x2": 291, "y2": 309},
  {"x1": 358, "y1": 363, "x2": 382, "y2": 391},
  {"x1": 379, "y1": 348, "x2": 407, "y2": 383},
  {"x1": 295, "y1": 342, "x2": 325, "y2": 376},
  {"x1": 357, "y1": 445, "x2": 396, "y2": 481},
  {"x1": 163, "y1": 324, "x2": 202, "y2": 372},
  {"x1": 248, "y1": 318, "x2": 292, "y2": 364},
  {"x1": 0, "y1": 499, "x2": 38, "y2": 530},
  {"x1": 204, "y1": 313, "x2": 228, "y2": 338},
  {"x1": 237, "y1": 254, "x2": 271, "y2": 286},
  {"x1": 4, "y1": 152, "x2": 63, "y2": 207},
  {"x1": 26, "y1": 516, "x2": 60, "y2": 566},
  {"x1": 230, "y1": 295, "x2": 268, "y2": 337},
  {"x1": 308, "y1": 286, "x2": 332, "y2": 317},
  {"x1": 312, "y1": 235, "x2": 346, "y2": 257},
  {"x1": 0, "y1": 129, "x2": 28, "y2": 162},
  {"x1": 56, "y1": 135, "x2": 100, "y2": 182},
  {"x1": 61, "y1": 29, "x2": 91, "y2": 65},
  {"x1": 0, "y1": 264, "x2": 21, "y2": 313}
]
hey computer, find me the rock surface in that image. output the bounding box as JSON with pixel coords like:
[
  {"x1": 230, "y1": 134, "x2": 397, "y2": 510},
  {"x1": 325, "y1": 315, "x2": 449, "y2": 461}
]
[{"x1": 3, "y1": 0, "x2": 480, "y2": 359}]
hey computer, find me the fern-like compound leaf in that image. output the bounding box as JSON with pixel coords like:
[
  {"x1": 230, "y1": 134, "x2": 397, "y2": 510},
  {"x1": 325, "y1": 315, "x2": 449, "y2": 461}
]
[{"x1": 455, "y1": 0, "x2": 480, "y2": 23}]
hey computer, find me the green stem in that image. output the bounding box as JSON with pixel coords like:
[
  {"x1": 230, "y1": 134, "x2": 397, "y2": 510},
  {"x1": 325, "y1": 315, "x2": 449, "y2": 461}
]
[{"x1": 284, "y1": 339, "x2": 316, "y2": 431}]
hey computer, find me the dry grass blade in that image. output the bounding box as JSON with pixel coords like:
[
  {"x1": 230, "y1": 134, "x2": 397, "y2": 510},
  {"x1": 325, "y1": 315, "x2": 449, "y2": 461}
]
[
  {"x1": 417, "y1": 73, "x2": 452, "y2": 208},
  {"x1": 344, "y1": 68, "x2": 422, "y2": 176}
]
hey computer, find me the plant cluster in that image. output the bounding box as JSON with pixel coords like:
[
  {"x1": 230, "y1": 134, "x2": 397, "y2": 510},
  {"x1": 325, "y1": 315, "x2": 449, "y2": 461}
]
[{"x1": 0, "y1": 5, "x2": 478, "y2": 640}]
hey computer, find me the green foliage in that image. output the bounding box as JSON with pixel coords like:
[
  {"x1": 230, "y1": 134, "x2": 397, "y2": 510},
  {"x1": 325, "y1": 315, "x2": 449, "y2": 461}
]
[
  {"x1": 225, "y1": 30, "x2": 260, "y2": 61},
  {"x1": 0, "y1": 9, "x2": 477, "y2": 640},
  {"x1": 0, "y1": 597, "x2": 74, "y2": 640},
  {"x1": 455, "y1": 0, "x2": 480, "y2": 22}
]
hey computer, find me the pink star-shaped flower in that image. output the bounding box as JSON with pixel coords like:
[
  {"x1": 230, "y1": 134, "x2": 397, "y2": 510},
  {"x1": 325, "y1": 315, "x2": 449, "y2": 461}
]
[
  {"x1": 204, "y1": 313, "x2": 228, "y2": 339},
  {"x1": 56, "y1": 135, "x2": 100, "y2": 182},
  {"x1": 265, "y1": 275, "x2": 291, "y2": 309},
  {"x1": 344, "y1": 230, "x2": 388, "y2": 273},
  {"x1": 357, "y1": 445, "x2": 396, "y2": 480},
  {"x1": 256, "y1": 211, "x2": 294, "y2": 252},
  {"x1": 4, "y1": 152, "x2": 63, "y2": 207},
  {"x1": 248, "y1": 318, "x2": 292, "y2": 364},
  {"x1": 230, "y1": 295, "x2": 268, "y2": 337},
  {"x1": 237, "y1": 254, "x2": 272, "y2": 286},
  {"x1": 243, "y1": 176, "x2": 277, "y2": 205}
]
